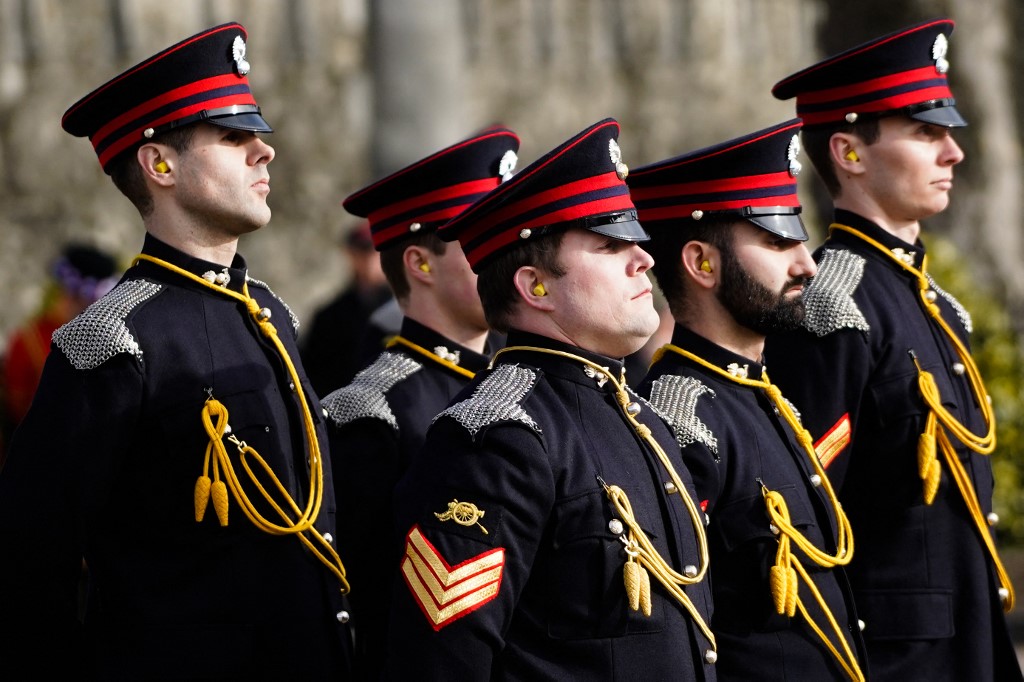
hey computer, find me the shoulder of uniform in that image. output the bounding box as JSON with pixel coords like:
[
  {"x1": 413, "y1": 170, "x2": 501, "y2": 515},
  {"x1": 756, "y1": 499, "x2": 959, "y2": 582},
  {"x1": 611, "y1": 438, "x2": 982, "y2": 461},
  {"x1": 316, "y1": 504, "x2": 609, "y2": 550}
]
[
  {"x1": 435, "y1": 363, "x2": 541, "y2": 440},
  {"x1": 802, "y1": 248, "x2": 870, "y2": 337},
  {"x1": 322, "y1": 351, "x2": 424, "y2": 430},
  {"x1": 645, "y1": 374, "x2": 718, "y2": 456},
  {"x1": 925, "y1": 273, "x2": 973, "y2": 333},
  {"x1": 246, "y1": 276, "x2": 300, "y2": 335},
  {"x1": 52, "y1": 278, "x2": 164, "y2": 370}
]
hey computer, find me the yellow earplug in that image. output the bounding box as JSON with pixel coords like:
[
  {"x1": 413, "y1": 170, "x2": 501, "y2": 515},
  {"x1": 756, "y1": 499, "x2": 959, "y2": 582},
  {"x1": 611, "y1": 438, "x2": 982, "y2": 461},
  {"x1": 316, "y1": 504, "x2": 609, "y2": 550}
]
[
  {"x1": 154, "y1": 161, "x2": 170, "y2": 173},
  {"x1": 700, "y1": 260, "x2": 712, "y2": 273},
  {"x1": 532, "y1": 282, "x2": 546, "y2": 297},
  {"x1": 845, "y1": 150, "x2": 859, "y2": 162},
  {"x1": 419, "y1": 262, "x2": 431, "y2": 273}
]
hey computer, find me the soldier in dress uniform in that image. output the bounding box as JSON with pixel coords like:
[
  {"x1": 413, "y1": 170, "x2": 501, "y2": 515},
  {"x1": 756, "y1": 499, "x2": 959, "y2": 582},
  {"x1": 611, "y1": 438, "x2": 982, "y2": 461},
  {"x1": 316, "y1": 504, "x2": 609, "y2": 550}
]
[
  {"x1": 0, "y1": 23, "x2": 352, "y2": 680},
  {"x1": 384, "y1": 118, "x2": 717, "y2": 680},
  {"x1": 764, "y1": 19, "x2": 1022, "y2": 681},
  {"x1": 628, "y1": 119, "x2": 866, "y2": 681},
  {"x1": 322, "y1": 127, "x2": 519, "y2": 679}
]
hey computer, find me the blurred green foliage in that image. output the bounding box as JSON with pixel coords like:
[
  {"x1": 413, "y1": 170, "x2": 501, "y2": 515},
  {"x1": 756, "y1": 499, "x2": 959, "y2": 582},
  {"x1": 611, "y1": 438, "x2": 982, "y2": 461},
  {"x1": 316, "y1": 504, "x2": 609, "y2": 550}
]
[{"x1": 925, "y1": 235, "x2": 1024, "y2": 546}]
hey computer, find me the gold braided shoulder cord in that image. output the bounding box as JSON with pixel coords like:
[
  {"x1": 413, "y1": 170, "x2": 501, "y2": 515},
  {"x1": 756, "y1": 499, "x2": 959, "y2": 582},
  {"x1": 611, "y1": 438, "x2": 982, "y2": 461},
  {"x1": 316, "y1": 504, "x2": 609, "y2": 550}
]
[
  {"x1": 829, "y1": 224, "x2": 1012, "y2": 611},
  {"x1": 387, "y1": 335, "x2": 475, "y2": 379},
  {"x1": 492, "y1": 346, "x2": 717, "y2": 653},
  {"x1": 651, "y1": 344, "x2": 863, "y2": 681},
  {"x1": 132, "y1": 254, "x2": 350, "y2": 594}
]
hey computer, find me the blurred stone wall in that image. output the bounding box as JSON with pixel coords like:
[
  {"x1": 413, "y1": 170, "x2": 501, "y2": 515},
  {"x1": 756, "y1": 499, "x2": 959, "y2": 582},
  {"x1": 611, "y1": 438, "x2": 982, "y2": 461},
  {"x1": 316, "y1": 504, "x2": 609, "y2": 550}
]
[
  {"x1": 4, "y1": 0, "x2": 1020, "y2": 345},
  {"x1": 0, "y1": 0, "x2": 821, "y2": 344}
]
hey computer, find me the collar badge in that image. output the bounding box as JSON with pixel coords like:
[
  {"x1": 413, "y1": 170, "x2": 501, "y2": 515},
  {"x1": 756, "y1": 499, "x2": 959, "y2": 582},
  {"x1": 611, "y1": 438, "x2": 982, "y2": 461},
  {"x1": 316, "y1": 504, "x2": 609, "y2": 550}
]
[
  {"x1": 434, "y1": 345, "x2": 461, "y2": 365},
  {"x1": 726, "y1": 362, "x2": 749, "y2": 379},
  {"x1": 583, "y1": 364, "x2": 610, "y2": 388}
]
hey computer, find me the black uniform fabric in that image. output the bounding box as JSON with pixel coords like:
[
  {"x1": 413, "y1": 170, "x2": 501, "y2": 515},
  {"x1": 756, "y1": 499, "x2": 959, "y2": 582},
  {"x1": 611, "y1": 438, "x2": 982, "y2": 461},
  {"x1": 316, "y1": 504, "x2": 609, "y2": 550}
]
[
  {"x1": 386, "y1": 330, "x2": 717, "y2": 680},
  {"x1": 764, "y1": 210, "x2": 1022, "y2": 681},
  {"x1": 323, "y1": 317, "x2": 490, "y2": 680},
  {"x1": 637, "y1": 326, "x2": 865, "y2": 680},
  {"x1": 0, "y1": 234, "x2": 352, "y2": 681}
]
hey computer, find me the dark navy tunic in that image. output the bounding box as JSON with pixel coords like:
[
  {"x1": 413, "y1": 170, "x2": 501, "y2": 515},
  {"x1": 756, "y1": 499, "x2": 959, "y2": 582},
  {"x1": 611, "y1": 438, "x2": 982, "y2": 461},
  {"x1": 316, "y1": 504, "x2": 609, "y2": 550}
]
[
  {"x1": 0, "y1": 234, "x2": 351, "y2": 680},
  {"x1": 638, "y1": 325, "x2": 865, "y2": 681},
  {"x1": 322, "y1": 316, "x2": 490, "y2": 680},
  {"x1": 764, "y1": 210, "x2": 1021, "y2": 681},
  {"x1": 385, "y1": 330, "x2": 717, "y2": 681}
]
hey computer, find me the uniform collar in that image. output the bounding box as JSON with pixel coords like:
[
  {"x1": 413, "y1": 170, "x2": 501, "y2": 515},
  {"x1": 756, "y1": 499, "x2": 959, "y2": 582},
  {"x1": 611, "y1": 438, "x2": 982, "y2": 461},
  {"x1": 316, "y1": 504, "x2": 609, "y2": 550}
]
[
  {"x1": 498, "y1": 329, "x2": 626, "y2": 390},
  {"x1": 831, "y1": 209, "x2": 925, "y2": 268},
  {"x1": 140, "y1": 233, "x2": 249, "y2": 294},
  {"x1": 398, "y1": 317, "x2": 491, "y2": 374},
  {"x1": 667, "y1": 325, "x2": 764, "y2": 381}
]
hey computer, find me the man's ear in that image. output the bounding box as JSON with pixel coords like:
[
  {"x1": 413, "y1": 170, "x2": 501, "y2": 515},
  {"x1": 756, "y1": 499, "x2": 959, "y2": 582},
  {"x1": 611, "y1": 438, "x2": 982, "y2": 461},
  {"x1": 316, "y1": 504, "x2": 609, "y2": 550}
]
[
  {"x1": 681, "y1": 241, "x2": 716, "y2": 290},
  {"x1": 138, "y1": 144, "x2": 175, "y2": 186},
  {"x1": 513, "y1": 265, "x2": 554, "y2": 311},
  {"x1": 830, "y1": 132, "x2": 864, "y2": 176},
  {"x1": 404, "y1": 245, "x2": 433, "y2": 284}
]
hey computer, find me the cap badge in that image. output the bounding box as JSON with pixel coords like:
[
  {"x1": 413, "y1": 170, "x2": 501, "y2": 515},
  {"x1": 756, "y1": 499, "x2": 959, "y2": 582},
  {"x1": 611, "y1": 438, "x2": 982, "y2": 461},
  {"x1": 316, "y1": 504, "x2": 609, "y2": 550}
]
[
  {"x1": 498, "y1": 149, "x2": 518, "y2": 183},
  {"x1": 435, "y1": 499, "x2": 489, "y2": 535},
  {"x1": 787, "y1": 134, "x2": 803, "y2": 178},
  {"x1": 232, "y1": 35, "x2": 251, "y2": 76},
  {"x1": 608, "y1": 139, "x2": 629, "y2": 180},
  {"x1": 932, "y1": 33, "x2": 950, "y2": 74}
]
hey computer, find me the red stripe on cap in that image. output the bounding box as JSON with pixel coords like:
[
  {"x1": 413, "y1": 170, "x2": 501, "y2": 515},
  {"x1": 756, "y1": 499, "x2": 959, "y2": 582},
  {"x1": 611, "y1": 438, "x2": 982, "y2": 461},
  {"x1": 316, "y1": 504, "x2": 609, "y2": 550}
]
[
  {"x1": 96, "y1": 91, "x2": 258, "y2": 168},
  {"x1": 799, "y1": 84, "x2": 953, "y2": 126},
  {"x1": 630, "y1": 171, "x2": 796, "y2": 202},
  {"x1": 92, "y1": 73, "x2": 249, "y2": 150},
  {"x1": 366, "y1": 177, "x2": 500, "y2": 226},
  {"x1": 371, "y1": 203, "x2": 490, "y2": 248},
  {"x1": 795, "y1": 66, "x2": 945, "y2": 105},
  {"x1": 61, "y1": 23, "x2": 244, "y2": 129},
  {"x1": 638, "y1": 194, "x2": 801, "y2": 222},
  {"x1": 458, "y1": 171, "x2": 625, "y2": 246},
  {"x1": 464, "y1": 193, "x2": 635, "y2": 268}
]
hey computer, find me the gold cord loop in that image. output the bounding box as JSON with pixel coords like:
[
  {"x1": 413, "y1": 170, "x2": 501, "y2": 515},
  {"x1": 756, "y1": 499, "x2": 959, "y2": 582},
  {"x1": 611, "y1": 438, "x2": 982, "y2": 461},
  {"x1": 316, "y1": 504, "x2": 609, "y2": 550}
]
[
  {"x1": 493, "y1": 345, "x2": 715, "y2": 652},
  {"x1": 828, "y1": 225, "x2": 1011, "y2": 610},
  {"x1": 132, "y1": 253, "x2": 350, "y2": 594}
]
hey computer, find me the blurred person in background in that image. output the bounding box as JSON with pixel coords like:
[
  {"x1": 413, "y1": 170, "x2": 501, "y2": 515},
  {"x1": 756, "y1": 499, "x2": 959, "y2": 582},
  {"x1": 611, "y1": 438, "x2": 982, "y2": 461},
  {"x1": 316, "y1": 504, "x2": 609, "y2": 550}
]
[
  {"x1": 301, "y1": 221, "x2": 393, "y2": 396},
  {"x1": 2, "y1": 243, "x2": 119, "y2": 453}
]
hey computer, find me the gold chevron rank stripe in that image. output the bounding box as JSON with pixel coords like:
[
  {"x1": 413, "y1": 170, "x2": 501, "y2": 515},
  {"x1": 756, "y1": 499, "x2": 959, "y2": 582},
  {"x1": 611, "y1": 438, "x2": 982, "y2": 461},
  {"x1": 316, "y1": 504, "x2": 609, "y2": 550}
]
[
  {"x1": 401, "y1": 526, "x2": 505, "y2": 630},
  {"x1": 815, "y1": 413, "x2": 851, "y2": 470}
]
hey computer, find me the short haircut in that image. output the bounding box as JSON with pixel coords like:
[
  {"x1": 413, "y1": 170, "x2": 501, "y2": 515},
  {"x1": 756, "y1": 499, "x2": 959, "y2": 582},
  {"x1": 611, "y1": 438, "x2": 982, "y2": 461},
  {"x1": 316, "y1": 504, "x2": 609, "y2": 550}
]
[
  {"x1": 476, "y1": 230, "x2": 567, "y2": 333},
  {"x1": 802, "y1": 118, "x2": 881, "y2": 197},
  {"x1": 109, "y1": 125, "x2": 197, "y2": 216},
  {"x1": 379, "y1": 231, "x2": 447, "y2": 302},
  {"x1": 643, "y1": 217, "x2": 734, "y2": 320}
]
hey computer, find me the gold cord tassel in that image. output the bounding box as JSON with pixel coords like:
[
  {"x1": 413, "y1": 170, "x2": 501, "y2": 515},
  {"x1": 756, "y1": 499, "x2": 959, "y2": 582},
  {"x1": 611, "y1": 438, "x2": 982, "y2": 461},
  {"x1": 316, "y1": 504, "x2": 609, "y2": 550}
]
[
  {"x1": 770, "y1": 564, "x2": 789, "y2": 615},
  {"x1": 624, "y1": 557, "x2": 641, "y2": 612},
  {"x1": 212, "y1": 479, "x2": 229, "y2": 526},
  {"x1": 639, "y1": 562, "x2": 653, "y2": 617},
  {"x1": 194, "y1": 475, "x2": 212, "y2": 522}
]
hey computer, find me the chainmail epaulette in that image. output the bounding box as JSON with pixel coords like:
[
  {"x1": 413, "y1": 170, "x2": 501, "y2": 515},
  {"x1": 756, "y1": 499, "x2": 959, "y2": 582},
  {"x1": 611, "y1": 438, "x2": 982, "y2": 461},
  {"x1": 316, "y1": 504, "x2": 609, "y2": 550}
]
[
  {"x1": 926, "y1": 273, "x2": 973, "y2": 334},
  {"x1": 801, "y1": 248, "x2": 870, "y2": 338},
  {"x1": 436, "y1": 363, "x2": 540, "y2": 440},
  {"x1": 246, "y1": 276, "x2": 300, "y2": 334},
  {"x1": 321, "y1": 351, "x2": 423, "y2": 431},
  {"x1": 52, "y1": 279, "x2": 163, "y2": 370},
  {"x1": 646, "y1": 374, "x2": 718, "y2": 456}
]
